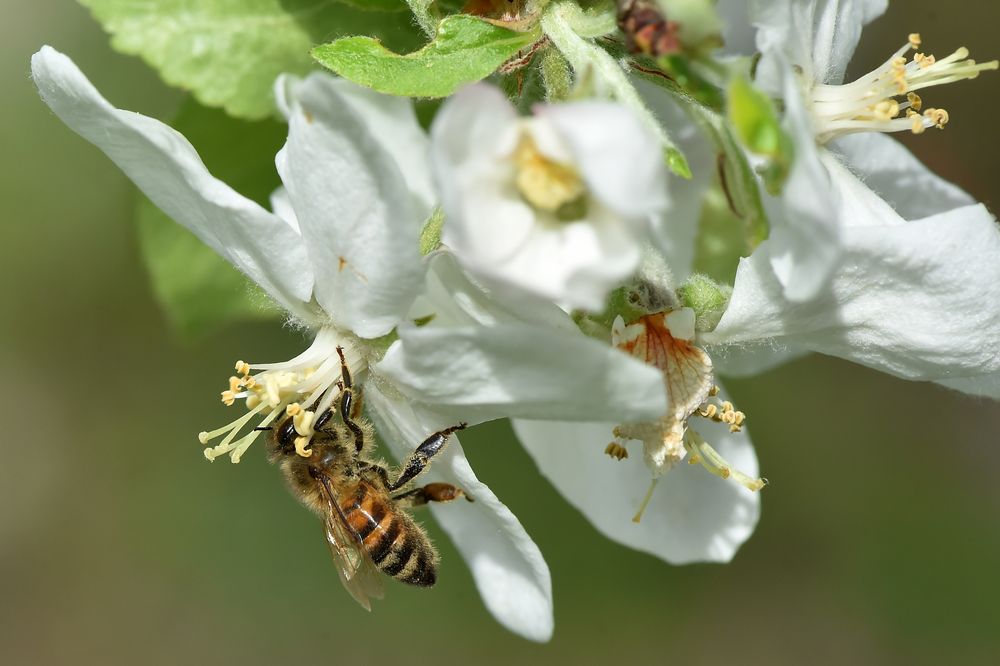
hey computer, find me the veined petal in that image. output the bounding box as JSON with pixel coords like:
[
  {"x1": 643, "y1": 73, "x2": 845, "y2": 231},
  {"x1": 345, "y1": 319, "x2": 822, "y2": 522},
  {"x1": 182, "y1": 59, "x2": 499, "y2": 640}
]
[
  {"x1": 366, "y1": 385, "x2": 553, "y2": 642},
  {"x1": 512, "y1": 411, "x2": 760, "y2": 564},
  {"x1": 707, "y1": 204, "x2": 1000, "y2": 384},
  {"x1": 31, "y1": 46, "x2": 313, "y2": 316},
  {"x1": 829, "y1": 133, "x2": 975, "y2": 220},
  {"x1": 276, "y1": 73, "x2": 423, "y2": 338},
  {"x1": 374, "y1": 326, "x2": 668, "y2": 425}
]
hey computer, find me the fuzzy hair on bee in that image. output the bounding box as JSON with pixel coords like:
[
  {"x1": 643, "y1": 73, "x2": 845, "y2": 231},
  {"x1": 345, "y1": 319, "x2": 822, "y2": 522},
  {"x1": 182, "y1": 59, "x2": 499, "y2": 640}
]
[{"x1": 264, "y1": 347, "x2": 471, "y2": 609}]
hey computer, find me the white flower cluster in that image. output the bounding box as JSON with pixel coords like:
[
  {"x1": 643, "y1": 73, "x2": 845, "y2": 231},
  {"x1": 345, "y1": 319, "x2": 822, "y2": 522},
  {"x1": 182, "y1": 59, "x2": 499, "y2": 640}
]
[{"x1": 31, "y1": 0, "x2": 1000, "y2": 643}]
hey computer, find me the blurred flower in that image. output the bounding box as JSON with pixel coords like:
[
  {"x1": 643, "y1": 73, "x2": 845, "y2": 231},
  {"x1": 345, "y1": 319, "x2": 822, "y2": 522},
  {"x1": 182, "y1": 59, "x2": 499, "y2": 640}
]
[
  {"x1": 430, "y1": 84, "x2": 670, "y2": 312},
  {"x1": 32, "y1": 46, "x2": 554, "y2": 641},
  {"x1": 740, "y1": 0, "x2": 997, "y2": 302}
]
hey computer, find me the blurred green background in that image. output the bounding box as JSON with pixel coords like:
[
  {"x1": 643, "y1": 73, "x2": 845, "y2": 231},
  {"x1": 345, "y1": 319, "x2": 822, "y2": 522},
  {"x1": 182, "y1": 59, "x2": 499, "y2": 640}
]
[{"x1": 3, "y1": 2, "x2": 999, "y2": 664}]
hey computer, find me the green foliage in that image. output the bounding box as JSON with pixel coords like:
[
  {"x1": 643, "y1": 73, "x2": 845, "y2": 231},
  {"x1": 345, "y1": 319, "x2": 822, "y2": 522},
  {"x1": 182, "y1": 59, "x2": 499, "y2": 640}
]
[
  {"x1": 312, "y1": 14, "x2": 541, "y2": 98},
  {"x1": 135, "y1": 99, "x2": 286, "y2": 339},
  {"x1": 79, "y1": 0, "x2": 423, "y2": 119},
  {"x1": 727, "y1": 75, "x2": 794, "y2": 195},
  {"x1": 405, "y1": 0, "x2": 439, "y2": 36}
]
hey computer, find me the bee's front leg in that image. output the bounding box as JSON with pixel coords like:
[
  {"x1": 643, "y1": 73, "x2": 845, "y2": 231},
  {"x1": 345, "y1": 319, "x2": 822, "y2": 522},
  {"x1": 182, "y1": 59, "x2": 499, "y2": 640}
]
[{"x1": 393, "y1": 483, "x2": 474, "y2": 507}]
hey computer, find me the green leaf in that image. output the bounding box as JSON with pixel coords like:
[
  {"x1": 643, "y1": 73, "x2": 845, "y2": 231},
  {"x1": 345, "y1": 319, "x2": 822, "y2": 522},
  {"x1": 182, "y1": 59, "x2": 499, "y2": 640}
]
[
  {"x1": 312, "y1": 14, "x2": 540, "y2": 98},
  {"x1": 405, "y1": 0, "x2": 439, "y2": 36},
  {"x1": 79, "y1": 0, "x2": 423, "y2": 119},
  {"x1": 135, "y1": 99, "x2": 287, "y2": 339}
]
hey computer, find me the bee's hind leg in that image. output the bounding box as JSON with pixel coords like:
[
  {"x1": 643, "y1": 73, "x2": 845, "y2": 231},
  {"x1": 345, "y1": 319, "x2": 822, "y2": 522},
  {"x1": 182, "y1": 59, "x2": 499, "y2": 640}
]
[
  {"x1": 393, "y1": 483, "x2": 473, "y2": 507},
  {"x1": 388, "y1": 423, "x2": 468, "y2": 491}
]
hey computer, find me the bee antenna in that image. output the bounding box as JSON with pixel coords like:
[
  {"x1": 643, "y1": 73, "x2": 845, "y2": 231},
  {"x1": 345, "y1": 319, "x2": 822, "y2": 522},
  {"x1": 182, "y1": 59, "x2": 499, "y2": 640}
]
[{"x1": 253, "y1": 426, "x2": 273, "y2": 432}]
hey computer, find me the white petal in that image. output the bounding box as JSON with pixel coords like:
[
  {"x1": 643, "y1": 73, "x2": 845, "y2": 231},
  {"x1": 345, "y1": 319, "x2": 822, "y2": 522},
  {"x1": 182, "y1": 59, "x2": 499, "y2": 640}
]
[
  {"x1": 717, "y1": 0, "x2": 757, "y2": 56},
  {"x1": 938, "y1": 372, "x2": 1000, "y2": 399},
  {"x1": 535, "y1": 101, "x2": 669, "y2": 219},
  {"x1": 759, "y1": 59, "x2": 842, "y2": 301},
  {"x1": 276, "y1": 73, "x2": 423, "y2": 338},
  {"x1": 708, "y1": 204, "x2": 1000, "y2": 383},
  {"x1": 432, "y1": 86, "x2": 651, "y2": 312},
  {"x1": 277, "y1": 76, "x2": 435, "y2": 217},
  {"x1": 711, "y1": 341, "x2": 811, "y2": 378},
  {"x1": 512, "y1": 410, "x2": 760, "y2": 564},
  {"x1": 416, "y1": 252, "x2": 582, "y2": 332},
  {"x1": 366, "y1": 385, "x2": 553, "y2": 642},
  {"x1": 31, "y1": 46, "x2": 313, "y2": 316},
  {"x1": 374, "y1": 325, "x2": 668, "y2": 425},
  {"x1": 638, "y1": 78, "x2": 716, "y2": 281},
  {"x1": 752, "y1": 0, "x2": 888, "y2": 86},
  {"x1": 829, "y1": 133, "x2": 975, "y2": 220},
  {"x1": 269, "y1": 187, "x2": 301, "y2": 234}
]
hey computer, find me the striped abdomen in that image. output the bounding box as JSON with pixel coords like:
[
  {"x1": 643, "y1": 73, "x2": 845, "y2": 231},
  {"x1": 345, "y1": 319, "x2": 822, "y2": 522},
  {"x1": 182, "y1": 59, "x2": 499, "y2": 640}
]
[{"x1": 341, "y1": 481, "x2": 438, "y2": 587}]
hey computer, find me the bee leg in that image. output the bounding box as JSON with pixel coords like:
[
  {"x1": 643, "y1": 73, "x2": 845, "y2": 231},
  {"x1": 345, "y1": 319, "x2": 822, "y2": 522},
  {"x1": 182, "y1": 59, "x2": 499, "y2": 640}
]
[
  {"x1": 336, "y1": 346, "x2": 366, "y2": 453},
  {"x1": 388, "y1": 423, "x2": 468, "y2": 492},
  {"x1": 392, "y1": 483, "x2": 473, "y2": 507}
]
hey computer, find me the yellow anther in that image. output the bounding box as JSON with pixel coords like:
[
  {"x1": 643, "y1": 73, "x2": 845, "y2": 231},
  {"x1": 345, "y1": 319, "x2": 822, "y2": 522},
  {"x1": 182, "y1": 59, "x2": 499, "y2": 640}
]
[
  {"x1": 228, "y1": 376, "x2": 243, "y2": 392},
  {"x1": 701, "y1": 403, "x2": 718, "y2": 419},
  {"x1": 235, "y1": 360, "x2": 251, "y2": 376},
  {"x1": 733, "y1": 412, "x2": 746, "y2": 427},
  {"x1": 294, "y1": 436, "x2": 312, "y2": 458},
  {"x1": 907, "y1": 92, "x2": 922, "y2": 111},
  {"x1": 286, "y1": 402, "x2": 302, "y2": 416},
  {"x1": 688, "y1": 454, "x2": 702, "y2": 465},
  {"x1": 720, "y1": 401, "x2": 734, "y2": 413},
  {"x1": 908, "y1": 33, "x2": 921, "y2": 49},
  {"x1": 873, "y1": 100, "x2": 900, "y2": 120},
  {"x1": 708, "y1": 385, "x2": 720, "y2": 397},
  {"x1": 243, "y1": 375, "x2": 257, "y2": 389},
  {"x1": 914, "y1": 52, "x2": 936, "y2": 69},
  {"x1": 293, "y1": 409, "x2": 316, "y2": 438},
  {"x1": 221, "y1": 390, "x2": 236, "y2": 406},
  {"x1": 198, "y1": 431, "x2": 211, "y2": 444},
  {"x1": 729, "y1": 424, "x2": 742, "y2": 433},
  {"x1": 719, "y1": 467, "x2": 731, "y2": 480},
  {"x1": 605, "y1": 442, "x2": 629, "y2": 460},
  {"x1": 925, "y1": 107, "x2": 949, "y2": 128}
]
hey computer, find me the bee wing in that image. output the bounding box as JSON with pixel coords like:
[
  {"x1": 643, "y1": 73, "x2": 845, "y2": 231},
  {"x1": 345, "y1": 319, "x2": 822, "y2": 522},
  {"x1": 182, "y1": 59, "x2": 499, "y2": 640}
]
[{"x1": 315, "y1": 474, "x2": 385, "y2": 610}]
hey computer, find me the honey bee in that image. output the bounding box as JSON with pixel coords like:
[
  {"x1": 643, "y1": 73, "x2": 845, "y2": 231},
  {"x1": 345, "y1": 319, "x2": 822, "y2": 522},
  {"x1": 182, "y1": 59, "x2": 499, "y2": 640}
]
[{"x1": 266, "y1": 347, "x2": 470, "y2": 609}]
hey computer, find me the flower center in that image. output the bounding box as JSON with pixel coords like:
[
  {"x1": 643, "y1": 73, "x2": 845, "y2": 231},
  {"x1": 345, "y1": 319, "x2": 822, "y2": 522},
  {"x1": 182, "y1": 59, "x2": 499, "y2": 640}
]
[
  {"x1": 808, "y1": 33, "x2": 998, "y2": 144},
  {"x1": 513, "y1": 133, "x2": 588, "y2": 219},
  {"x1": 198, "y1": 327, "x2": 363, "y2": 463},
  {"x1": 608, "y1": 309, "x2": 765, "y2": 522}
]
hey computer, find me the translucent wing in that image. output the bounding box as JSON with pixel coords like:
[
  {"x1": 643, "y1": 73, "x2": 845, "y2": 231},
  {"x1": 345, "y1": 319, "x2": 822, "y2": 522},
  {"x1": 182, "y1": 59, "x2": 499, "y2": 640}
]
[{"x1": 315, "y1": 473, "x2": 386, "y2": 610}]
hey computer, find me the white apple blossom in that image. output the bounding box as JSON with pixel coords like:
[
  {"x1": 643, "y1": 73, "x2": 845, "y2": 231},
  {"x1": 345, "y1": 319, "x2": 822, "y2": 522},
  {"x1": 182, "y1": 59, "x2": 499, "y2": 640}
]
[
  {"x1": 430, "y1": 83, "x2": 671, "y2": 312},
  {"x1": 730, "y1": 0, "x2": 997, "y2": 302},
  {"x1": 32, "y1": 46, "x2": 679, "y2": 640}
]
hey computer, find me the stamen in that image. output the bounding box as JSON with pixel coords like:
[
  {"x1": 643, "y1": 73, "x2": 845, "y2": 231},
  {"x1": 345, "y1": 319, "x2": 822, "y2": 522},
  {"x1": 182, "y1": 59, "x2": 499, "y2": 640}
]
[
  {"x1": 684, "y1": 430, "x2": 766, "y2": 492},
  {"x1": 605, "y1": 441, "x2": 629, "y2": 460},
  {"x1": 809, "y1": 34, "x2": 997, "y2": 143},
  {"x1": 632, "y1": 478, "x2": 659, "y2": 523}
]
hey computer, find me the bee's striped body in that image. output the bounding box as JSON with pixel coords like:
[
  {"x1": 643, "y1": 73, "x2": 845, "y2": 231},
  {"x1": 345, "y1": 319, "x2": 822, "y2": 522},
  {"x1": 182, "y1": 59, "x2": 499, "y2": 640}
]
[{"x1": 341, "y1": 480, "x2": 438, "y2": 587}]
